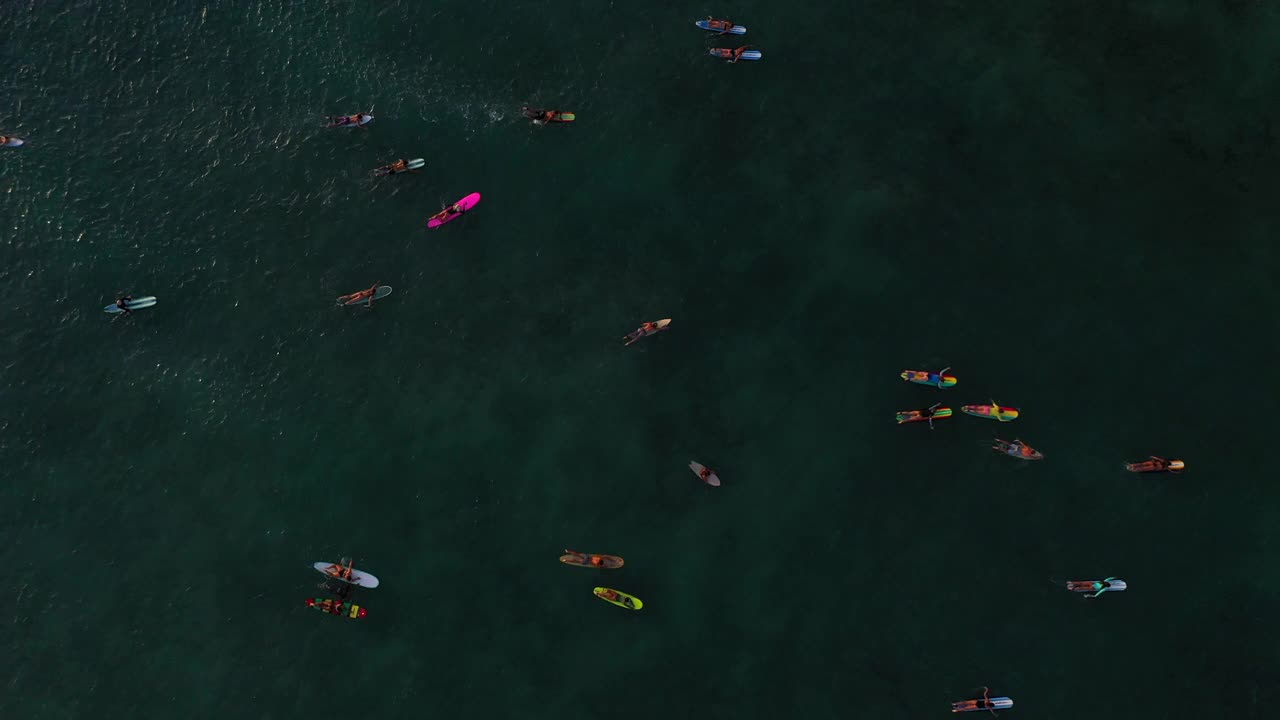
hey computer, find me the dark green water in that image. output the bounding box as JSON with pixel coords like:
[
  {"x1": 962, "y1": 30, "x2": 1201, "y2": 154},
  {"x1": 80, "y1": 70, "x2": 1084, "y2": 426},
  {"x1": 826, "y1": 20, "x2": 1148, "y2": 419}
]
[{"x1": 4, "y1": 0, "x2": 1280, "y2": 717}]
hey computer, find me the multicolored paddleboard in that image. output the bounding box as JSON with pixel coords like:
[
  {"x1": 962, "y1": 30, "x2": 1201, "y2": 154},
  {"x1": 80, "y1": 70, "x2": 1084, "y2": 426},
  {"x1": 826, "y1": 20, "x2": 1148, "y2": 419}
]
[
  {"x1": 306, "y1": 597, "x2": 367, "y2": 619},
  {"x1": 900, "y1": 369, "x2": 957, "y2": 388},
  {"x1": 708, "y1": 48, "x2": 762, "y2": 61},
  {"x1": 594, "y1": 587, "x2": 643, "y2": 610},
  {"x1": 427, "y1": 192, "x2": 481, "y2": 228},
  {"x1": 689, "y1": 461, "x2": 721, "y2": 487},
  {"x1": 548, "y1": 112, "x2": 575, "y2": 123},
  {"x1": 961, "y1": 403, "x2": 1019, "y2": 422},
  {"x1": 560, "y1": 550, "x2": 624, "y2": 569},
  {"x1": 695, "y1": 19, "x2": 746, "y2": 34},
  {"x1": 895, "y1": 407, "x2": 953, "y2": 425}
]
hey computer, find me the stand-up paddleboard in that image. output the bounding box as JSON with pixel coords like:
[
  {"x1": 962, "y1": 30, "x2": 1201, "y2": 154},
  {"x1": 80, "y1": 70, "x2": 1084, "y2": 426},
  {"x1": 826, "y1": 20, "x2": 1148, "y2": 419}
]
[
  {"x1": 306, "y1": 597, "x2": 368, "y2": 619},
  {"x1": 326, "y1": 113, "x2": 373, "y2": 128},
  {"x1": 427, "y1": 192, "x2": 481, "y2": 228},
  {"x1": 594, "y1": 587, "x2": 643, "y2": 610},
  {"x1": 689, "y1": 461, "x2": 721, "y2": 487},
  {"x1": 313, "y1": 561, "x2": 380, "y2": 588},
  {"x1": 695, "y1": 20, "x2": 747, "y2": 34},
  {"x1": 2, "y1": 136, "x2": 24, "y2": 148},
  {"x1": 708, "y1": 48, "x2": 762, "y2": 61},
  {"x1": 104, "y1": 296, "x2": 157, "y2": 314}
]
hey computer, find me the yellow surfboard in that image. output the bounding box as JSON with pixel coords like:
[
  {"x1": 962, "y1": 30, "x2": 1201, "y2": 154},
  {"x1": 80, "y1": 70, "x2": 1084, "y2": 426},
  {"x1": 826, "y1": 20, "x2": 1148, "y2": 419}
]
[{"x1": 594, "y1": 587, "x2": 643, "y2": 610}]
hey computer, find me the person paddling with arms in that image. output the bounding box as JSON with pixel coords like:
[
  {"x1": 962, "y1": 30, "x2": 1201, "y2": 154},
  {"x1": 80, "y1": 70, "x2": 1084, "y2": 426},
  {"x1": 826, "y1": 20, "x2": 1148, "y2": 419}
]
[
  {"x1": 704, "y1": 17, "x2": 736, "y2": 34},
  {"x1": 428, "y1": 201, "x2": 468, "y2": 225},
  {"x1": 623, "y1": 319, "x2": 671, "y2": 346}
]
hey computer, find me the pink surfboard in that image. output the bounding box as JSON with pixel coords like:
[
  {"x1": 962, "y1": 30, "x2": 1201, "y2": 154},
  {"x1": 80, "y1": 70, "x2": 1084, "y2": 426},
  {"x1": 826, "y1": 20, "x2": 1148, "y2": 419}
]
[{"x1": 427, "y1": 192, "x2": 482, "y2": 228}]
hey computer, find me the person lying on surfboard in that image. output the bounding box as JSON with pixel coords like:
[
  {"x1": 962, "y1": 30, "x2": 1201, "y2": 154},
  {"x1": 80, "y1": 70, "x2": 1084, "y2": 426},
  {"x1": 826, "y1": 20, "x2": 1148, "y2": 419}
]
[
  {"x1": 951, "y1": 687, "x2": 1011, "y2": 714},
  {"x1": 596, "y1": 588, "x2": 636, "y2": 608},
  {"x1": 623, "y1": 319, "x2": 670, "y2": 346},
  {"x1": 521, "y1": 107, "x2": 561, "y2": 125},
  {"x1": 729, "y1": 46, "x2": 755, "y2": 63},
  {"x1": 379, "y1": 159, "x2": 410, "y2": 175},
  {"x1": 562, "y1": 550, "x2": 617, "y2": 568},
  {"x1": 114, "y1": 295, "x2": 134, "y2": 315},
  {"x1": 429, "y1": 202, "x2": 468, "y2": 224},
  {"x1": 913, "y1": 402, "x2": 944, "y2": 428},
  {"x1": 705, "y1": 17, "x2": 736, "y2": 34},
  {"x1": 325, "y1": 558, "x2": 355, "y2": 581},
  {"x1": 337, "y1": 284, "x2": 380, "y2": 308},
  {"x1": 992, "y1": 437, "x2": 1043, "y2": 460},
  {"x1": 326, "y1": 114, "x2": 366, "y2": 129},
  {"x1": 1125, "y1": 456, "x2": 1184, "y2": 473},
  {"x1": 1063, "y1": 577, "x2": 1123, "y2": 598}
]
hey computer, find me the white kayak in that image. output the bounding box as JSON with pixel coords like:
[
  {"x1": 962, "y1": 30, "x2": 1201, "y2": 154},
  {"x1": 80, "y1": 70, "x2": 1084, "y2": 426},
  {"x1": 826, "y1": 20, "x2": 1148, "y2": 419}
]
[
  {"x1": 689, "y1": 461, "x2": 721, "y2": 487},
  {"x1": 313, "y1": 561, "x2": 380, "y2": 588},
  {"x1": 104, "y1": 296, "x2": 157, "y2": 314}
]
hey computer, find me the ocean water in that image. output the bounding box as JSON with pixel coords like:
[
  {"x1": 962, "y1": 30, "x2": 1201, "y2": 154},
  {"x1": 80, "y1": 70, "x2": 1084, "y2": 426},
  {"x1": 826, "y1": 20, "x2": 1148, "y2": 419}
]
[{"x1": 3, "y1": 0, "x2": 1280, "y2": 718}]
